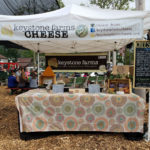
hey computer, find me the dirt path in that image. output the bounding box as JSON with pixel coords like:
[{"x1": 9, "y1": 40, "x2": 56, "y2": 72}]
[{"x1": 0, "y1": 86, "x2": 150, "y2": 150}]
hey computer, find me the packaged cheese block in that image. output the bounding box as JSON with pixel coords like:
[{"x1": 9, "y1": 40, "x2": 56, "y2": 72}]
[{"x1": 99, "y1": 65, "x2": 106, "y2": 71}]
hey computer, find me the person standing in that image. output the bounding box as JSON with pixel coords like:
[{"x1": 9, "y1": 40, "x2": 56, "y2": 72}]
[
  {"x1": 16, "y1": 67, "x2": 21, "y2": 83},
  {"x1": 29, "y1": 71, "x2": 38, "y2": 88},
  {"x1": 18, "y1": 68, "x2": 27, "y2": 88}
]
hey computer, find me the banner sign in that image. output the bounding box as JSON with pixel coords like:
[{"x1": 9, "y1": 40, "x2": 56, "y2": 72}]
[
  {"x1": 0, "y1": 19, "x2": 143, "y2": 40},
  {"x1": 46, "y1": 55, "x2": 107, "y2": 70},
  {"x1": 134, "y1": 41, "x2": 150, "y2": 88}
]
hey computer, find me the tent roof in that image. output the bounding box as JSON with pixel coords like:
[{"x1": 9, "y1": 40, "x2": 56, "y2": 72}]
[
  {"x1": 0, "y1": 4, "x2": 148, "y2": 20},
  {"x1": 0, "y1": 4, "x2": 150, "y2": 53},
  {"x1": 13, "y1": 39, "x2": 133, "y2": 53}
]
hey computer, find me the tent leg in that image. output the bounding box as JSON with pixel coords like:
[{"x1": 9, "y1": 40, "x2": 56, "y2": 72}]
[
  {"x1": 37, "y1": 50, "x2": 40, "y2": 86},
  {"x1": 33, "y1": 51, "x2": 36, "y2": 67},
  {"x1": 108, "y1": 51, "x2": 111, "y2": 62},
  {"x1": 113, "y1": 50, "x2": 116, "y2": 66}
]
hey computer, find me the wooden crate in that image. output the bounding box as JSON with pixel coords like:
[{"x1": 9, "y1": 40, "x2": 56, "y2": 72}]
[{"x1": 108, "y1": 79, "x2": 132, "y2": 94}]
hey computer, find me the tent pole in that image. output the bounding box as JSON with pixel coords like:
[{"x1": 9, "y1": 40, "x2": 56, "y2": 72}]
[
  {"x1": 113, "y1": 42, "x2": 117, "y2": 66},
  {"x1": 108, "y1": 51, "x2": 111, "y2": 62},
  {"x1": 113, "y1": 50, "x2": 116, "y2": 66},
  {"x1": 37, "y1": 43, "x2": 40, "y2": 86},
  {"x1": 33, "y1": 51, "x2": 36, "y2": 67}
]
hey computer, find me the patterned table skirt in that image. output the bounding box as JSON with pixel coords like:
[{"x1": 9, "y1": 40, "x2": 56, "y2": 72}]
[{"x1": 15, "y1": 89, "x2": 145, "y2": 133}]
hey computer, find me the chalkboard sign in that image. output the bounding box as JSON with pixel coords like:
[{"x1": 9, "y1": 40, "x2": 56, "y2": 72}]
[{"x1": 134, "y1": 41, "x2": 150, "y2": 88}]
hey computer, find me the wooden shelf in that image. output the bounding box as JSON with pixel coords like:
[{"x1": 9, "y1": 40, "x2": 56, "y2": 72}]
[{"x1": 108, "y1": 79, "x2": 131, "y2": 94}]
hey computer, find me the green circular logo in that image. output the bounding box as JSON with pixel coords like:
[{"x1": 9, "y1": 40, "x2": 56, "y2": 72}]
[{"x1": 75, "y1": 25, "x2": 88, "y2": 38}]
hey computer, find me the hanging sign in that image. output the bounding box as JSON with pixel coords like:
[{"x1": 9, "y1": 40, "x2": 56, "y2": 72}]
[
  {"x1": 0, "y1": 19, "x2": 143, "y2": 40},
  {"x1": 46, "y1": 54, "x2": 107, "y2": 71}
]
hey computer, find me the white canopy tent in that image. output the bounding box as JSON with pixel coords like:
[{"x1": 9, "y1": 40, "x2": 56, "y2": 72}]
[
  {"x1": 0, "y1": 4, "x2": 149, "y2": 54},
  {"x1": 0, "y1": 4, "x2": 150, "y2": 74},
  {"x1": 1, "y1": 4, "x2": 150, "y2": 141}
]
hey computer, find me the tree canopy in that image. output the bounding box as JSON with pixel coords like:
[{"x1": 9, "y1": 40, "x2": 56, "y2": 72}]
[
  {"x1": 0, "y1": 0, "x2": 59, "y2": 15},
  {"x1": 14, "y1": 0, "x2": 59, "y2": 15},
  {"x1": 57, "y1": 0, "x2": 65, "y2": 8},
  {"x1": 90, "y1": 0, "x2": 134, "y2": 10},
  {"x1": 0, "y1": 46, "x2": 34, "y2": 62}
]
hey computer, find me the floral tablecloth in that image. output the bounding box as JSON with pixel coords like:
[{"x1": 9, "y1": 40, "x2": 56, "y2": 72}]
[{"x1": 15, "y1": 89, "x2": 145, "y2": 133}]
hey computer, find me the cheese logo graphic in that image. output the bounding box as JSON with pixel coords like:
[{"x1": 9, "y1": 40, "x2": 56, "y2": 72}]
[
  {"x1": 1, "y1": 25, "x2": 13, "y2": 36},
  {"x1": 75, "y1": 25, "x2": 88, "y2": 38},
  {"x1": 48, "y1": 58, "x2": 58, "y2": 68}
]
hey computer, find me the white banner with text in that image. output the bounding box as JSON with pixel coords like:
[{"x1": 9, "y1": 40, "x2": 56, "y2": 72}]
[{"x1": 0, "y1": 18, "x2": 143, "y2": 41}]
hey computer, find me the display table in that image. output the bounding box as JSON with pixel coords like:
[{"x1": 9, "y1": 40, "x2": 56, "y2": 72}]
[{"x1": 15, "y1": 89, "x2": 145, "y2": 133}]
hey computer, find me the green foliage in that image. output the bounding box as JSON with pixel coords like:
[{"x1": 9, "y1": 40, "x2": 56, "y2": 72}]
[
  {"x1": 90, "y1": 0, "x2": 134, "y2": 10},
  {"x1": 0, "y1": 72, "x2": 9, "y2": 82},
  {"x1": 57, "y1": 0, "x2": 65, "y2": 8},
  {"x1": 0, "y1": 46, "x2": 19, "y2": 62},
  {"x1": 80, "y1": 3, "x2": 86, "y2": 6},
  {"x1": 108, "y1": 73, "x2": 130, "y2": 80},
  {"x1": 18, "y1": 50, "x2": 34, "y2": 58},
  {"x1": 124, "y1": 48, "x2": 134, "y2": 65},
  {"x1": 0, "y1": 46, "x2": 33, "y2": 62},
  {"x1": 117, "y1": 53, "x2": 124, "y2": 64}
]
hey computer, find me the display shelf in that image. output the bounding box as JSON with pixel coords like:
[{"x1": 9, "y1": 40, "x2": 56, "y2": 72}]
[{"x1": 108, "y1": 78, "x2": 132, "y2": 94}]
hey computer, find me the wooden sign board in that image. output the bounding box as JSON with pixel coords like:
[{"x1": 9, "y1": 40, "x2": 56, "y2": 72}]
[
  {"x1": 134, "y1": 40, "x2": 150, "y2": 88},
  {"x1": 112, "y1": 65, "x2": 130, "y2": 75}
]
